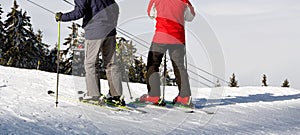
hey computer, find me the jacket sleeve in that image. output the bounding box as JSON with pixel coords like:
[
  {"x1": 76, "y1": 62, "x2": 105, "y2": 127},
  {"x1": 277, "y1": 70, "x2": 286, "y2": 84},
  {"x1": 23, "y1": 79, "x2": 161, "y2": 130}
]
[
  {"x1": 147, "y1": 0, "x2": 156, "y2": 19},
  {"x1": 61, "y1": 0, "x2": 87, "y2": 21},
  {"x1": 184, "y1": 1, "x2": 196, "y2": 22}
]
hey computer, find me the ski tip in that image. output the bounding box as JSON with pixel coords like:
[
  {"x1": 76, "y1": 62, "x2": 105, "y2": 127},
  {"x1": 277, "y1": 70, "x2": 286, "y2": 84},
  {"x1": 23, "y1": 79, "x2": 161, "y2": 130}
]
[
  {"x1": 77, "y1": 91, "x2": 85, "y2": 94},
  {"x1": 47, "y1": 90, "x2": 55, "y2": 94},
  {"x1": 185, "y1": 110, "x2": 195, "y2": 113},
  {"x1": 135, "y1": 98, "x2": 140, "y2": 102},
  {"x1": 206, "y1": 112, "x2": 215, "y2": 114}
]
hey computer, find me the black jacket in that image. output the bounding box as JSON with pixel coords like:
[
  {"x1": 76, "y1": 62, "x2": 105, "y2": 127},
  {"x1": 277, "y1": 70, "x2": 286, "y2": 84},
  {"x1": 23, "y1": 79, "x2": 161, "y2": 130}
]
[{"x1": 61, "y1": 0, "x2": 119, "y2": 40}]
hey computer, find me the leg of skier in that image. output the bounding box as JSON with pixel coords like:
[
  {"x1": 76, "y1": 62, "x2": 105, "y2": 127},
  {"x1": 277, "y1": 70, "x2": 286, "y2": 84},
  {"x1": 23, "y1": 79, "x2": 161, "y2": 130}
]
[
  {"x1": 140, "y1": 43, "x2": 166, "y2": 104},
  {"x1": 169, "y1": 45, "x2": 192, "y2": 106},
  {"x1": 102, "y1": 36, "x2": 125, "y2": 106},
  {"x1": 83, "y1": 39, "x2": 104, "y2": 101}
]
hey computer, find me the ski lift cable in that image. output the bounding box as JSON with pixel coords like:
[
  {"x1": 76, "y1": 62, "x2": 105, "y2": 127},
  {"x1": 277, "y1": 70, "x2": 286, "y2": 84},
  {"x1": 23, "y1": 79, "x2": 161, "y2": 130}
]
[
  {"x1": 116, "y1": 29, "x2": 150, "y2": 50},
  {"x1": 29, "y1": 0, "x2": 224, "y2": 86},
  {"x1": 188, "y1": 63, "x2": 229, "y2": 84},
  {"x1": 188, "y1": 69, "x2": 216, "y2": 85},
  {"x1": 117, "y1": 27, "x2": 227, "y2": 84},
  {"x1": 27, "y1": 0, "x2": 55, "y2": 14},
  {"x1": 117, "y1": 28, "x2": 150, "y2": 49},
  {"x1": 190, "y1": 77, "x2": 212, "y2": 88},
  {"x1": 59, "y1": 0, "x2": 224, "y2": 85},
  {"x1": 118, "y1": 28, "x2": 219, "y2": 85},
  {"x1": 120, "y1": 28, "x2": 228, "y2": 84}
]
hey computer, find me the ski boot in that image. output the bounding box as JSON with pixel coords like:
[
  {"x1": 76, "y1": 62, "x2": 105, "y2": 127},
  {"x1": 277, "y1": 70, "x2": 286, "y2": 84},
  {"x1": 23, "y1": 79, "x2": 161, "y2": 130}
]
[{"x1": 104, "y1": 96, "x2": 126, "y2": 107}]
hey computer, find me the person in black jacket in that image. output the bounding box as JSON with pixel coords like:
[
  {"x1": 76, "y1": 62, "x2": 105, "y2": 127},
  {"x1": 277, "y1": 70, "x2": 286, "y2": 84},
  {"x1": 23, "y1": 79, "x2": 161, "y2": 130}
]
[{"x1": 55, "y1": 0, "x2": 125, "y2": 106}]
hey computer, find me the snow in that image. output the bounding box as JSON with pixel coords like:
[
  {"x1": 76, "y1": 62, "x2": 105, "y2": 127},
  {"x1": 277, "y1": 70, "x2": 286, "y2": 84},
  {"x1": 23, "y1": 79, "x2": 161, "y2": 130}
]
[{"x1": 0, "y1": 65, "x2": 300, "y2": 135}]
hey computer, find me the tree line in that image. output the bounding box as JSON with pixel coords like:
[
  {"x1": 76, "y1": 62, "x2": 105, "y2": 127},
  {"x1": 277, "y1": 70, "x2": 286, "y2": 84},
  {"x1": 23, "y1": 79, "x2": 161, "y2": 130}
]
[
  {"x1": 3, "y1": 2, "x2": 289, "y2": 88},
  {"x1": 228, "y1": 73, "x2": 290, "y2": 88}
]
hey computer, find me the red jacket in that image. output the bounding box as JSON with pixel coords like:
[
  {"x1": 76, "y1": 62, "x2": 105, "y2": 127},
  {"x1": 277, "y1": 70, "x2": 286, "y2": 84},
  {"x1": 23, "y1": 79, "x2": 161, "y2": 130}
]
[{"x1": 147, "y1": 0, "x2": 195, "y2": 45}]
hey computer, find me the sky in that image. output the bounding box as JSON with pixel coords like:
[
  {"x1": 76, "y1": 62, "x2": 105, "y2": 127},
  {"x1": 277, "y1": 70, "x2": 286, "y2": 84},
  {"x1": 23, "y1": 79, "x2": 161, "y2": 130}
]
[{"x1": 1, "y1": 0, "x2": 300, "y2": 89}]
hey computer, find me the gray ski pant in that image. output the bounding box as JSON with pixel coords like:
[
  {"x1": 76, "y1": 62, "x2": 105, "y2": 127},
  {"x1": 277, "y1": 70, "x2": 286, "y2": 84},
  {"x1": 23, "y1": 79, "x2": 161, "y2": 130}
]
[{"x1": 84, "y1": 36, "x2": 122, "y2": 97}]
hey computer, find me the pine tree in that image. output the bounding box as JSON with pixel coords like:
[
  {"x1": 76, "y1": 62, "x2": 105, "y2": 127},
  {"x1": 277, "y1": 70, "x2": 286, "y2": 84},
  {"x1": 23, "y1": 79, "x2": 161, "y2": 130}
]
[
  {"x1": 159, "y1": 55, "x2": 169, "y2": 85},
  {"x1": 139, "y1": 57, "x2": 147, "y2": 84},
  {"x1": 35, "y1": 30, "x2": 50, "y2": 71},
  {"x1": 128, "y1": 64, "x2": 136, "y2": 82},
  {"x1": 1, "y1": 0, "x2": 43, "y2": 69},
  {"x1": 116, "y1": 37, "x2": 137, "y2": 82},
  {"x1": 215, "y1": 80, "x2": 221, "y2": 87},
  {"x1": 165, "y1": 69, "x2": 172, "y2": 86},
  {"x1": 134, "y1": 56, "x2": 147, "y2": 83},
  {"x1": 72, "y1": 32, "x2": 86, "y2": 76},
  {"x1": 262, "y1": 74, "x2": 268, "y2": 87},
  {"x1": 229, "y1": 73, "x2": 238, "y2": 87},
  {"x1": 43, "y1": 46, "x2": 59, "y2": 73},
  {"x1": 60, "y1": 22, "x2": 81, "y2": 74},
  {"x1": 0, "y1": 4, "x2": 6, "y2": 60},
  {"x1": 281, "y1": 79, "x2": 290, "y2": 88}
]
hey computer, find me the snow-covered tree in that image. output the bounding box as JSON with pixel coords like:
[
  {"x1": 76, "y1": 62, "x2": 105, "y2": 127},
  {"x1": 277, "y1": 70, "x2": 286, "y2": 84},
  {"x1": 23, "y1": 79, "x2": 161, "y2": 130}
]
[
  {"x1": 281, "y1": 79, "x2": 290, "y2": 88},
  {"x1": 262, "y1": 74, "x2": 268, "y2": 87},
  {"x1": 60, "y1": 22, "x2": 82, "y2": 74},
  {"x1": 129, "y1": 57, "x2": 146, "y2": 83},
  {"x1": 229, "y1": 73, "x2": 238, "y2": 87},
  {"x1": 35, "y1": 30, "x2": 51, "y2": 71},
  {"x1": 0, "y1": 0, "x2": 44, "y2": 69},
  {"x1": 215, "y1": 80, "x2": 221, "y2": 87},
  {"x1": 138, "y1": 56, "x2": 147, "y2": 84},
  {"x1": 160, "y1": 56, "x2": 172, "y2": 86},
  {"x1": 0, "y1": 4, "x2": 6, "y2": 59},
  {"x1": 43, "y1": 46, "x2": 59, "y2": 73},
  {"x1": 116, "y1": 37, "x2": 138, "y2": 81}
]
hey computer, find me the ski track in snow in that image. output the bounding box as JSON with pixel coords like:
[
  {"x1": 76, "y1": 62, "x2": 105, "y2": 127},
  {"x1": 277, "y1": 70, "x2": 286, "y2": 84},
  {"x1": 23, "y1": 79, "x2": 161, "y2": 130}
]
[{"x1": 0, "y1": 66, "x2": 300, "y2": 135}]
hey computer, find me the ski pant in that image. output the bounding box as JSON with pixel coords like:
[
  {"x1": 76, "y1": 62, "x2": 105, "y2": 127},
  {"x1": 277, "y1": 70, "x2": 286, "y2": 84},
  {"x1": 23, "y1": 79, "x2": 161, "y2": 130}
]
[
  {"x1": 84, "y1": 36, "x2": 122, "y2": 97},
  {"x1": 146, "y1": 42, "x2": 191, "y2": 97}
]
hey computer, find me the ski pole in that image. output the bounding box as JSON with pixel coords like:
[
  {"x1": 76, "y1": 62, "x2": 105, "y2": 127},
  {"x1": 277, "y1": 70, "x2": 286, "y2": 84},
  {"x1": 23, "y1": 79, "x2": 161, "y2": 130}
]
[
  {"x1": 162, "y1": 53, "x2": 167, "y2": 101},
  {"x1": 62, "y1": 0, "x2": 75, "y2": 6},
  {"x1": 55, "y1": 21, "x2": 61, "y2": 107},
  {"x1": 26, "y1": 0, "x2": 60, "y2": 107},
  {"x1": 117, "y1": 40, "x2": 133, "y2": 100}
]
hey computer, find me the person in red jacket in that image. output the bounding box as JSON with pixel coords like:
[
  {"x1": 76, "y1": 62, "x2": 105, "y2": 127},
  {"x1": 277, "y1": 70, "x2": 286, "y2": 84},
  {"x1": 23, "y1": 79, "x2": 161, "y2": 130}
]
[{"x1": 140, "y1": 0, "x2": 196, "y2": 106}]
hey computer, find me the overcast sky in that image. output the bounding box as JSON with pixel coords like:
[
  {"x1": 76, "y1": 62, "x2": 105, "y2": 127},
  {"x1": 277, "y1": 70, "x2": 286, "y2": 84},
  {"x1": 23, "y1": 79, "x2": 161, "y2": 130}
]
[{"x1": 1, "y1": 0, "x2": 300, "y2": 89}]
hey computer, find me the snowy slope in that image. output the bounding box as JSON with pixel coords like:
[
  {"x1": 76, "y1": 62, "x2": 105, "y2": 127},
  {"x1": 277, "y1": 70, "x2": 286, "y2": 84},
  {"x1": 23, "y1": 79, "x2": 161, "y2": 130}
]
[{"x1": 0, "y1": 66, "x2": 300, "y2": 135}]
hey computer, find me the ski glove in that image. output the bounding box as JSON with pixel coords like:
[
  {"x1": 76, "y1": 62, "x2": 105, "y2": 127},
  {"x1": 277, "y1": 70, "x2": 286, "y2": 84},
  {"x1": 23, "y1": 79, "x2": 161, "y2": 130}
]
[{"x1": 55, "y1": 12, "x2": 63, "y2": 22}]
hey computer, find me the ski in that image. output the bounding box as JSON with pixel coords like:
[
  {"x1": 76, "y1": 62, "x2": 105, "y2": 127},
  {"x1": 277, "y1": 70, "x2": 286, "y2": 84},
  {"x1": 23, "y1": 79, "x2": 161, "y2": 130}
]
[
  {"x1": 128, "y1": 98, "x2": 215, "y2": 114},
  {"x1": 47, "y1": 90, "x2": 146, "y2": 114},
  {"x1": 164, "y1": 101, "x2": 215, "y2": 114}
]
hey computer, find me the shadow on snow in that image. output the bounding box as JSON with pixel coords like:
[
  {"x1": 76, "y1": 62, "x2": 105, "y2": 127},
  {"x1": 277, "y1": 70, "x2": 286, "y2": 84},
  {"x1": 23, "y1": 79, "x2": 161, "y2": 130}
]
[{"x1": 194, "y1": 93, "x2": 300, "y2": 109}]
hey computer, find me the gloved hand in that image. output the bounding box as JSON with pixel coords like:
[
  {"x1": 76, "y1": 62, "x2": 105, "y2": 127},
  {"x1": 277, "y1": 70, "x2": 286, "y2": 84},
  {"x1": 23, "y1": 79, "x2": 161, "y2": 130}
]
[{"x1": 55, "y1": 12, "x2": 63, "y2": 22}]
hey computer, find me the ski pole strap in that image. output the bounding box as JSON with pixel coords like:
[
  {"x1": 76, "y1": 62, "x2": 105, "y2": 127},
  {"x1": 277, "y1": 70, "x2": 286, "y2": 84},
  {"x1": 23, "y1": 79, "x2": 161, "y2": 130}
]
[
  {"x1": 116, "y1": 43, "x2": 120, "y2": 55},
  {"x1": 57, "y1": 22, "x2": 61, "y2": 51}
]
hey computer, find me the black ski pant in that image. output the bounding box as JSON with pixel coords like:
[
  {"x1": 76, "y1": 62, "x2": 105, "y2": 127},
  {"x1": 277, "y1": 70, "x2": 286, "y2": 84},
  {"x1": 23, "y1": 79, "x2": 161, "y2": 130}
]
[{"x1": 146, "y1": 42, "x2": 191, "y2": 97}]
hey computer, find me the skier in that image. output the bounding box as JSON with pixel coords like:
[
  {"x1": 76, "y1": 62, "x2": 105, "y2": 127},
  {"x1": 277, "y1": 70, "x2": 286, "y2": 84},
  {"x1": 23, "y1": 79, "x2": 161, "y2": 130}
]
[
  {"x1": 140, "y1": 0, "x2": 196, "y2": 106},
  {"x1": 55, "y1": 0, "x2": 125, "y2": 106}
]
